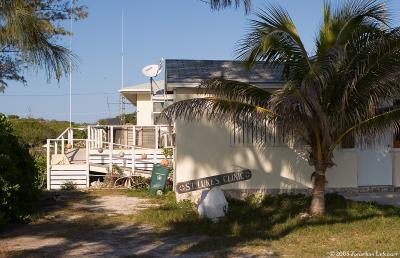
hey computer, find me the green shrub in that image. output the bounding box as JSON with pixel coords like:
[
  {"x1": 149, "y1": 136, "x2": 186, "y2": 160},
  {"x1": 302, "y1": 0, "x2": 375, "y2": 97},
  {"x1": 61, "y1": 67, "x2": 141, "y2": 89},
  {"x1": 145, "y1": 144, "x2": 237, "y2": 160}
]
[
  {"x1": 0, "y1": 114, "x2": 39, "y2": 225},
  {"x1": 60, "y1": 181, "x2": 77, "y2": 190},
  {"x1": 8, "y1": 116, "x2": 85, "y2": 148},
  {"x1": 32, "y1": 151, "x2": 47, "y2": 189},
  {"x1": 130, "y1": 176, "x2": 150, "y2": 189}
]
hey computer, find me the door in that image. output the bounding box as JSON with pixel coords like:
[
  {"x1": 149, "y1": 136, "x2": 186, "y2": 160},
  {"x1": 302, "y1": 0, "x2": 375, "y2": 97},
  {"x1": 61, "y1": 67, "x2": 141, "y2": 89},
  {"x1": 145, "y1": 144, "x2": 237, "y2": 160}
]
[{"x1": 357, "y1": 133, "x2": 393, "y2": 186}]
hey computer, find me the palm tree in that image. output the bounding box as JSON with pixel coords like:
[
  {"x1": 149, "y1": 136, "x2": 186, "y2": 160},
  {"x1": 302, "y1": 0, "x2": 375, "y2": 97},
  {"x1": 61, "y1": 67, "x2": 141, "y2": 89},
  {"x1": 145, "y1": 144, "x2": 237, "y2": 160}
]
[
  {"x1": 203, "y1": 0, "x2": 251, "y2": 13},
  {"x1": 0, "y1": 0, "x2": 72, "y2": 83},
  {"x1": 164, "y1": 0, "x2": 400, "y2": 215}
]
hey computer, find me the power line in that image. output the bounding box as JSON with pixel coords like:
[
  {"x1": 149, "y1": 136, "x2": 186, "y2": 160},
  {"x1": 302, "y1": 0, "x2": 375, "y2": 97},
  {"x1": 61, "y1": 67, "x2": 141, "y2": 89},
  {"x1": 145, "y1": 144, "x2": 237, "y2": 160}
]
[
  {"x1": 29, "y1": 111, "x2": 118, "y2": 116},
  {"x1": 0, "y1": 92, "x2": 118, "y2": 97}
]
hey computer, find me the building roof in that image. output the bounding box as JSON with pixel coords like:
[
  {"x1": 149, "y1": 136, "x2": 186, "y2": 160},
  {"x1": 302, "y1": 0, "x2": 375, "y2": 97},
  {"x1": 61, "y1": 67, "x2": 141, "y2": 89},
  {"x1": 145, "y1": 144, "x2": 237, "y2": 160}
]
[
  {"x1": 119, "y1": 80, "x2": 164, "y2": 104},
  {"x1": 119, "y1": 80, "x2": 164, "y2": 94},
  {"x1": 165, "y1": 59, "x2": 283, "y2": 87}
]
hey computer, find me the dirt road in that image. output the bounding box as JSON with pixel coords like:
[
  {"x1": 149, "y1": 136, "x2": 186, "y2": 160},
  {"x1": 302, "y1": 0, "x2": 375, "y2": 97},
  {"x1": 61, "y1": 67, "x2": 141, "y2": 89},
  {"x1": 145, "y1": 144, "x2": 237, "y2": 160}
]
[{"x1": 0, "y1": 191, "x2": 214, "y2": 258}]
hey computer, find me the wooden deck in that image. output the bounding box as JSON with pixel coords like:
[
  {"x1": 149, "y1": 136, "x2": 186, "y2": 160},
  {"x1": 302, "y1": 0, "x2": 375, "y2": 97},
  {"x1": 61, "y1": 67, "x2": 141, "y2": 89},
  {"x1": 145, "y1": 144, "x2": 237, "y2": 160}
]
[{"x1": 46, "y1": 126, "x2": 174, "y2": 190}]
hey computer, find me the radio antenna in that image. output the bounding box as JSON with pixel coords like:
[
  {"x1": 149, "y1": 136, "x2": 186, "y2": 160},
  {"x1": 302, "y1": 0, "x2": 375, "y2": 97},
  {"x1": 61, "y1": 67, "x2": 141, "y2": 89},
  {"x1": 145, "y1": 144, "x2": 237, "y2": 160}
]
[
  {"x1": 69, "y1": 0, "x2": 73, "y2": 128},
  {"x1": 119, "y1": 9, "x2": 126, "y2": 124}
]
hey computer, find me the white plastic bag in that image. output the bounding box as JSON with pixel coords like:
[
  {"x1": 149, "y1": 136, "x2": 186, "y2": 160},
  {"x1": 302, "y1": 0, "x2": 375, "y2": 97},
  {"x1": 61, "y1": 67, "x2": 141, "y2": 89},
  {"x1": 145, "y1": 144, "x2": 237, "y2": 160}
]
[{"x1": 197, "y1": 187, "x2": 228, "y2": 220}]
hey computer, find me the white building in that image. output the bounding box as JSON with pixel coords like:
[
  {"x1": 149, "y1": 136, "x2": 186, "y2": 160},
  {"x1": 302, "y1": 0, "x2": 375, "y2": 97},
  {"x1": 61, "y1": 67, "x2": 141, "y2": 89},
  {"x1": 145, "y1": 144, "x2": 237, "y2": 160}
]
[{"x1": 46, "y1": 59, "x2": 400, "y2": 196}]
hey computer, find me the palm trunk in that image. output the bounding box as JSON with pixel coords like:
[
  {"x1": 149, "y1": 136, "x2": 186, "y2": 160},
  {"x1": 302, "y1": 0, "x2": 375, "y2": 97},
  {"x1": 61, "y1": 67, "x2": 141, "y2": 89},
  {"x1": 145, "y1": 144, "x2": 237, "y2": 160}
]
[{"x1": 310, "y1": 168, "x2": 326, "y2": 215}]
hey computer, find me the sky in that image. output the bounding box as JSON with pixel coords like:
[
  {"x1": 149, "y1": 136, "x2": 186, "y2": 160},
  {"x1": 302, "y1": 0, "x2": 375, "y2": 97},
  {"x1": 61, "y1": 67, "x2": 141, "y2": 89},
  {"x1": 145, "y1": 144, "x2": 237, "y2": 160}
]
[{"x1": 1, "y1": 0, "x2": 400, "y2": 123}]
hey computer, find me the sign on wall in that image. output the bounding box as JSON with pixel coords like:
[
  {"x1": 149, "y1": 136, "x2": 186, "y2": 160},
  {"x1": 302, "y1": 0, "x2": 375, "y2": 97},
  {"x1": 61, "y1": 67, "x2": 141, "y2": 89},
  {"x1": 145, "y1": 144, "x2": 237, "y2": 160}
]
[{"x1": 176, "y1": 169, "x2": 252, "y2": 194}]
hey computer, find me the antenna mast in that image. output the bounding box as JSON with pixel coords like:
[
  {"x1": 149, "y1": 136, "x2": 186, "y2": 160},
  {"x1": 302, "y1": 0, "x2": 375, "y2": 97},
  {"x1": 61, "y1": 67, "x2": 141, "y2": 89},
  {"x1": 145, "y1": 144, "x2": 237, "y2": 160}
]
[
  {"x1": 69, "y1": 1, "x2": 73, "y2": 128},
  {"x1": 119, "y1": 9, "x2": 126, "y2": 124},
  {"x1": 121, "y1": 10, "x2": 124, "y2": 90}
]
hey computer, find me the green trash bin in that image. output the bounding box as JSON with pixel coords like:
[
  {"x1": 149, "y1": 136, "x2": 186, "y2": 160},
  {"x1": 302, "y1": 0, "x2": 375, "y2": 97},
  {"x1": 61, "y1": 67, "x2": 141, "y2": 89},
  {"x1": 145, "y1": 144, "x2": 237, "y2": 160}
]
[{"x1": 149, "y1": 164, "x2": 171, "y2": 194}]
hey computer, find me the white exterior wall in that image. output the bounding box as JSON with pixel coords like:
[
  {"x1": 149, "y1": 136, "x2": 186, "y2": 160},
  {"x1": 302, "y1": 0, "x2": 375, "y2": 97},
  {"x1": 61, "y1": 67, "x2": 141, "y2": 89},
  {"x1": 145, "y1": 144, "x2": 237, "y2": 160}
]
[
  {"x1": 392, "y1": 152, "x2": 400, "y2": 187},
  {"x1": 136, "y1": 94, "x2": 153, "y2": 126},
  {"x1": 174, "y1": 88, "x2": 358, "y2": 191},
  {"x1": 175, "y1": 119, "x2": 358, "y2": 190}
]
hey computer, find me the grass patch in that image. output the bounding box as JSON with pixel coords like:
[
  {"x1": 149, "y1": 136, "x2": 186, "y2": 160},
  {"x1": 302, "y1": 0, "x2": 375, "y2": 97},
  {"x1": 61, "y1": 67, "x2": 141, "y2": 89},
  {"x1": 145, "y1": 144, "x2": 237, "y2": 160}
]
[
  {"x1": 2, "y1": 189, "x2": 399, "y2": 256},
  {"x1": 134, "y1": 191, "x2": 196, "y2": 226},
  {"x1": 132, "y1": 192, "x2": 400, "y2": 256},
  {"x1": 87, "y1": 188, "x2": 165, "y2": 205}
]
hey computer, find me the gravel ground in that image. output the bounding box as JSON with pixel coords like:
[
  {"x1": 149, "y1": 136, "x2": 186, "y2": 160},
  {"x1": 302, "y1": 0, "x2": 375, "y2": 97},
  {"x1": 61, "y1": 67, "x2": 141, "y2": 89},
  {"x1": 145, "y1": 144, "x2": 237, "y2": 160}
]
[
  {"x1": 342, "y1": 191, "x2": 400, "y2": 207},
  {"x1": 0, "y1": 192, "x2": 216, "y2": 258}
]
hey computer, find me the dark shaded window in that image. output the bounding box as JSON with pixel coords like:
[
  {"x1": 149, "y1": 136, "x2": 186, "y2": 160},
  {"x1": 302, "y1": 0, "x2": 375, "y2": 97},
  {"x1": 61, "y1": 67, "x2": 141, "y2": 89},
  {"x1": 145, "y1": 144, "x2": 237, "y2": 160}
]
[
  {"x1": 341, "y1": 134, "x2": 355, "y2": 149},
  {"x1": 393, "y1": 99, "x2": 400, "y2": 148}
]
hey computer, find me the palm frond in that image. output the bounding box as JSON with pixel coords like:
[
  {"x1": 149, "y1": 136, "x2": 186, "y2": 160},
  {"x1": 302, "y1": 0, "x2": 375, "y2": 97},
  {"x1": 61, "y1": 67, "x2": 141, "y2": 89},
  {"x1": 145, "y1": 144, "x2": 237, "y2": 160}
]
[
  {"x1": 330, "y1": 108, "x2": 400, "y2": 152},
  {"x1": 0, "y1": 0, "x2": 74, "y2": 81},
  {"x1": 163, "y1": 97, "x2": 276, "y2": 125},
  {"x1": 198, "y1": 78, "x2": 271, "y2": 107},
  {"x1": 327, "y1": 28, "x2": 400, "y2": 131},
  {"x1": 269, "y1": 82, "x2": 318, "y2": 144},
  {"x1": 236, "y1": 4, "x2": 312, "y2": 81},
  {"x1": 317, "y1": 0, "x2": 387, "y2": 58},
  {"x1": 208, "y1": 0, "x2": 251, "y2": 13}
]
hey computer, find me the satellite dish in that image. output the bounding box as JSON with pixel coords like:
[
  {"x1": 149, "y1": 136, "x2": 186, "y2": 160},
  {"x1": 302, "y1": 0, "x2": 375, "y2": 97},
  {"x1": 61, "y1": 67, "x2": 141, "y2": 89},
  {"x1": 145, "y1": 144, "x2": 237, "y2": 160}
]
[{"x1": 142, "y1": 64, "x2": 161, "y2": 77}]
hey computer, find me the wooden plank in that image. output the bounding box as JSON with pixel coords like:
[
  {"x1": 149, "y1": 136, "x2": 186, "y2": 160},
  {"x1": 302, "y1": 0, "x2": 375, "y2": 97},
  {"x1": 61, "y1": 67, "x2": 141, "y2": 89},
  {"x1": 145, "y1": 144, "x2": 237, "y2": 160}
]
[
  {"x1": 89, "y1": 165, "x2": 108, "y2": 173},
  {"x1": 51, "y1": 179, "x2": 87, "y2": 185},
  {"x1": 51, "y1": 170, "x2": 87, "y2": 176},
  {"x1": 176, "y1": 169, "x2": 252, "y2": 194},
  {"x1": 51, "y1": 175, "x2": 87, "y2": 180},
  {"x1": 89, "y1": 149, "x2": 163, "y2": 155},
  {"x1": 51, "y1": 164, "x2": 87, "y2": 170},
  {"x1": 51, "y1": 184, "x2": 86, "y2": 190}
]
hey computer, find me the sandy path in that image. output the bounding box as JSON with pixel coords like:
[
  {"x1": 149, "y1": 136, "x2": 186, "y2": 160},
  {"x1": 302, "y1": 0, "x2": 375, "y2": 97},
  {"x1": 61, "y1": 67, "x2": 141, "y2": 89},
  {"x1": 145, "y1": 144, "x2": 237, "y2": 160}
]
[{"x1": 0, "y1": 192, "x2": 213, "y2": 258}]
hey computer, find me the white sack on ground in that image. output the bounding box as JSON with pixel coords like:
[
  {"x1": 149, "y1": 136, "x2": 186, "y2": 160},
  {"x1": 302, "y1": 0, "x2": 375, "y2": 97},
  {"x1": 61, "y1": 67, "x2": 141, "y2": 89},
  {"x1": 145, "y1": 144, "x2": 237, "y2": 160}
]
[{"x1": 197, "y1": 187, "x2": 228, "y2": 220}]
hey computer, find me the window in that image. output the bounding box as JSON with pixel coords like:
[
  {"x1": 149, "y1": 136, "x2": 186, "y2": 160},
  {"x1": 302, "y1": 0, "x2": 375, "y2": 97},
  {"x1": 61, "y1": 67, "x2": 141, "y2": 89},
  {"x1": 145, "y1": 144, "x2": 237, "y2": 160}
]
[
  {"x1": 153, "y1": 102, "x2": 164, "y2": 113},
  {"x1": 230, "y1": 121, "x2": 283, "y2": 146},
  {"x1": 154, "y1": 113, "x2": 168, "y2": 125},
  {"x1": 153, "y1": 101, "x2": 170, "y2": 125},
  {"x1": 392, "y1": 99, "x2": 400, "y2": 148},
  {"x1": 135, "y1": 127, "x2": 156, "y2": 148}
]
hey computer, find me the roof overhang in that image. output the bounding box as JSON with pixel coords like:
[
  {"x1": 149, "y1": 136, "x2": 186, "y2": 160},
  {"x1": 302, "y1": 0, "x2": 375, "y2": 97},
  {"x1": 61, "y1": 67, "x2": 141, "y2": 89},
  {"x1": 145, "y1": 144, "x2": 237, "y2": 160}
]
[
  {"x1": 119, "y1": 80, "x2": 164, "y2": 105},
  {"x1": 166, "y1": 82, "x2": 283, "y2": 89},
  {"x1": 119, "y1": 89, "x2": 151, "y2": 105}
]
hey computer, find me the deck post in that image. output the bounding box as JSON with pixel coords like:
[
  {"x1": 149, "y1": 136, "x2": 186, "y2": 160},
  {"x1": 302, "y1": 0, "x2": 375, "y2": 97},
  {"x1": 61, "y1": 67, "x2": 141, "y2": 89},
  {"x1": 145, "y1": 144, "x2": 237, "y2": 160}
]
[
  {"x1": 89, "y1": 126, "x2": 92, "y2": 149},
  {"x1": 100, "y1": 128, "x2": 103, "y2": 148},
  {"x1": 172, "y1": 147, "x2": 176, "y2": 191},
  {"x1": 46, "y1": 139, "x2": 51, "y2": 190},
  {"x1": 67, "y1": 128, "x2": 73, "y2": 147},
  {"x1": 133, "y1": 126, "x2": 136, "y2": 146},
  {"x1": 87, "y1": 126, "x2": 91, "y2": 148},
  {"x1": 154, "y1": 126, "x2": 159, "y2": 165},
  {"x1": 91, "y1": 127, "x2": 94, "y2": 149},
  {"x1": 95, "y1": 128, "x2": 98, "y2": 148},
  {"x1": 155, "y1": 125, "x2": 159, "y2": 149},
  {"x1": 92, "y1": 128, "x2": 95, "y2": 148},
  {"x1": 61, "y1": 137, "x2": 65, "y2": 155},
  {"x1": 109, "y1": 126, "x2": 114, "y2": 172},
  {"x1": 54, "y1": 141, "x2": 58, "y2": 155},
  {"x1": 132, "y1": 145, "x2": 135, "y2": 175},
  {"x1": 86, "y1": 139, "x2": 90, "y2": 187},
  {"x1": 94, "y1": 129, "x2": 98, "y2": 148}
]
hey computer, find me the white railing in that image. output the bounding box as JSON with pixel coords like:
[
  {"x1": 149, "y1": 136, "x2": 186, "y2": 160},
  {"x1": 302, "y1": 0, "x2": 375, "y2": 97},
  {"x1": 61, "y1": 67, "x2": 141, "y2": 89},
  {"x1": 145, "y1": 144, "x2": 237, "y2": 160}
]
[
  {"x1": 87, "y1": 125, "x2": 175, "y2": 149},
  {"x1": 46, "y1": 138, "x2": 89, "y2": 189},
  {"x1": 46, "y1": 124, "x2": 175, "y2": 189},
  {"x1": 54, "y1": 127, "x2": 86, "y2": 153},
  {"x1": 46, "y1": 137, "x2": 171, "y2": 175}
]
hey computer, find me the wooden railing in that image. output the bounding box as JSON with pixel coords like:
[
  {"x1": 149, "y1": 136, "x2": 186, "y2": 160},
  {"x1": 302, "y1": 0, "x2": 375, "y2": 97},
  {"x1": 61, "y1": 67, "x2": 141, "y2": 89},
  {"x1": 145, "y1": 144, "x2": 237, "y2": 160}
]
[
  {"x1": 46, "y1": 138, "x2": 89, "y2": 189},
  {"x1": 87, "y1": 125, "x2": 174, "y2": 149},
  {"x1": 46, "y1": 125, "x2": 175, "y2": 189}
]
